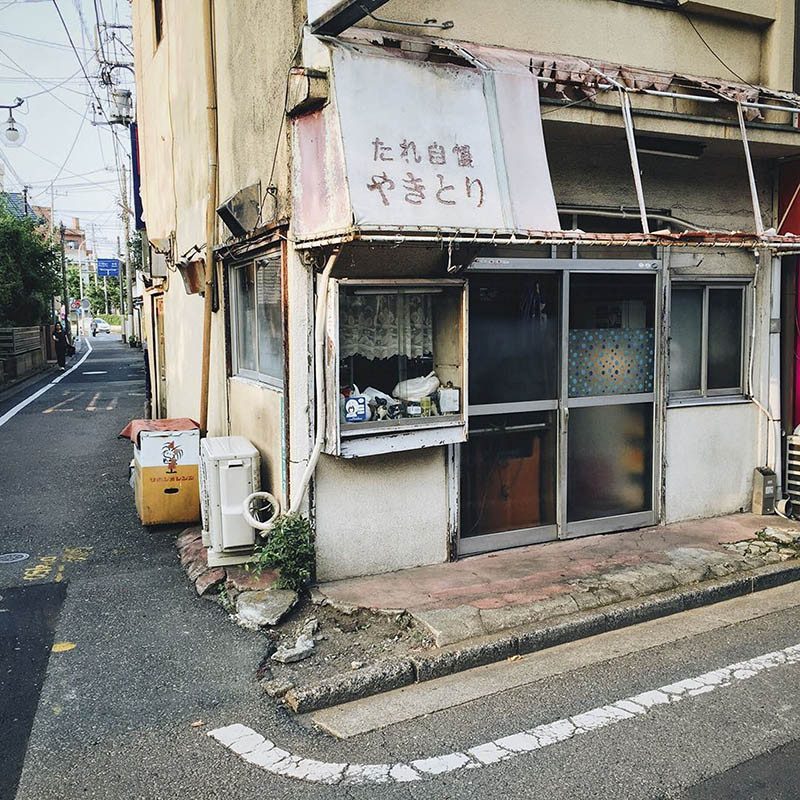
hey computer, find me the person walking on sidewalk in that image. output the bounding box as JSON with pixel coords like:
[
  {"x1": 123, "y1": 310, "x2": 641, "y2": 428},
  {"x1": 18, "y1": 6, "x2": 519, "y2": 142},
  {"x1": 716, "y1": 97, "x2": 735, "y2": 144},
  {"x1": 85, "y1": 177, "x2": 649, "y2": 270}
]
[{"x1": 52, "y1": 322, "x2": 69, "y2": 370}]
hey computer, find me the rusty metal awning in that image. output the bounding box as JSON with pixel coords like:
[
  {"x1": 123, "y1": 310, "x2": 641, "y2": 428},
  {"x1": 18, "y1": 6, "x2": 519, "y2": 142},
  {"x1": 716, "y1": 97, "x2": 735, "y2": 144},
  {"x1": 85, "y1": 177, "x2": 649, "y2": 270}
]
[{"x1": 290, "y1": 28, "x2": 800, "y2": 252}]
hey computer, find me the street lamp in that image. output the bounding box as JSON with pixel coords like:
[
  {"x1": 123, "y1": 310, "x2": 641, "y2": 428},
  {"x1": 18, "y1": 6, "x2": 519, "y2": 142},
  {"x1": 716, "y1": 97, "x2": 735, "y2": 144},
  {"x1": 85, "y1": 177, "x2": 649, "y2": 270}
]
[{"x1": 0, "y1": 98, "x2": 26, "y2": 148}]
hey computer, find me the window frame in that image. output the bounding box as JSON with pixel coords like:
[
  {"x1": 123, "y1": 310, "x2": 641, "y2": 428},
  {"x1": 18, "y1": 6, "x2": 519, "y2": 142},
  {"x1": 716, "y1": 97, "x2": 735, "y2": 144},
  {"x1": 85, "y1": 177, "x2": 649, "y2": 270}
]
[
  {"x1": 229, "y1": 251, "x2": 284, "y2": 390},
  {"x1": 668, "y1": 277, "x2": 750, "y2": 404},
  {"x1": 324, "y1": 277, "x2": 469, "y2": 458}
]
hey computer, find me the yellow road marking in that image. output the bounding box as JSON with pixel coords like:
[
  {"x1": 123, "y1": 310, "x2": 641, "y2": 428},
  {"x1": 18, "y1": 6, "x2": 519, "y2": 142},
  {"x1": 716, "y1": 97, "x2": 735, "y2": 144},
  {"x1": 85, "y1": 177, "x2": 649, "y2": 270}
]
[
  {"x1": 51, "y1": 642, "x2": 75, "y2": 653},
  {"x1": 23, "y1": 546, "x2": 93, "y2": 581}
]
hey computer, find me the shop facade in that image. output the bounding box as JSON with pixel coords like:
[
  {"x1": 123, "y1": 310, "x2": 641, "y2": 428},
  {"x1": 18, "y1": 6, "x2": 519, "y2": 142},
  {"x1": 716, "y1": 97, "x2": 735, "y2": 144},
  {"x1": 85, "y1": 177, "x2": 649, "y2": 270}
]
[
  {"x1": 280, "y1": 30, "x2": 791, "y2": 580},
  {"x1": 132, "y1": 4, "x2": 800, "y2": 583}
]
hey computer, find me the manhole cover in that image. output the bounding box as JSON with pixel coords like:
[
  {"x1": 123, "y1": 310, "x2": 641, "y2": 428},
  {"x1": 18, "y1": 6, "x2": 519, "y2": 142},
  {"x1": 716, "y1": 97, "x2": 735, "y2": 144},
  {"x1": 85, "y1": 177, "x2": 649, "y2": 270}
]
[{"x1": 0, "y1": 553, "x2": 30, "y2": 564}]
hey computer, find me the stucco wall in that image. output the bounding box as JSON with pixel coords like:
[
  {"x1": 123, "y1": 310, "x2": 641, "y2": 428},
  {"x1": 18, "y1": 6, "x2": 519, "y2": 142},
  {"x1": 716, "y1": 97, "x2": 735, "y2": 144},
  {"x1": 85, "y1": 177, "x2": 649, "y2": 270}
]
[
  {"x1": 228, "y1": 377, "x2": 286, "y2": 506},
  {"x1": 664, "y1": 403, "x2": 760, "y2": 521},
  {"x1": 314, "y1": 449, "x2": 449, "y2": 581}
]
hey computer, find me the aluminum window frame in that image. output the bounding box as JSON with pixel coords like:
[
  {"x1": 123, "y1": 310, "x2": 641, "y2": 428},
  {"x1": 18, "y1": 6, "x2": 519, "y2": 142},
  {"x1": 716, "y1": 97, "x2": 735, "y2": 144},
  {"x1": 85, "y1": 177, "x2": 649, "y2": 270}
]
[
  {"x1": 229, "y1": 252, "x2": 284, "y2": 391},
  {"x1": 668, "y1": 277, "x2": 750, "y2": 403}
]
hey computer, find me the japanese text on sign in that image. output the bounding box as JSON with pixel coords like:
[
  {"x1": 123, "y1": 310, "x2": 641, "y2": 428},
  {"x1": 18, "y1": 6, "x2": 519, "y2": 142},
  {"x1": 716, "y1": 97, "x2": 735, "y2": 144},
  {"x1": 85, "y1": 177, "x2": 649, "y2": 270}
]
[{"x1": 366, "y1": 138, "x2": 485, "y2": 209}]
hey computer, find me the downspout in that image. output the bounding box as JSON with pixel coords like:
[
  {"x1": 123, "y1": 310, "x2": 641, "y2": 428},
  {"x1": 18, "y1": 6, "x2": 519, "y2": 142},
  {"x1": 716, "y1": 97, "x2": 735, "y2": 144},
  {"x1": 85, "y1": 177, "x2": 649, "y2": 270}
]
[
  {"x1": 199, "y1": 0, "x2": 218, "y2": 434},
  {"x1": 289, "y1": 251, "x2": 339, "y2": 515}
]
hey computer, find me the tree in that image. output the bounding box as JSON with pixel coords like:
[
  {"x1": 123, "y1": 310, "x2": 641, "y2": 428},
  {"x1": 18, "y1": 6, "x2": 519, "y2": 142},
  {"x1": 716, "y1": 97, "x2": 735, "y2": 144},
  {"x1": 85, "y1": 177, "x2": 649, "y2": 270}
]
[{"x1": 0, "y1": 200, "x2": 60, "y2": 327}]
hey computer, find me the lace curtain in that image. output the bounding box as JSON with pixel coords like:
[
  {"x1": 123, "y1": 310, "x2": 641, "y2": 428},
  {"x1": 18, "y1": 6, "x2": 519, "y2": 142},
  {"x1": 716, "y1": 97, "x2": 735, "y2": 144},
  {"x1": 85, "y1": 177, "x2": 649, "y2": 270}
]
[{"x1": 340, "y1": 293, "x2": 433, "y2": 361}]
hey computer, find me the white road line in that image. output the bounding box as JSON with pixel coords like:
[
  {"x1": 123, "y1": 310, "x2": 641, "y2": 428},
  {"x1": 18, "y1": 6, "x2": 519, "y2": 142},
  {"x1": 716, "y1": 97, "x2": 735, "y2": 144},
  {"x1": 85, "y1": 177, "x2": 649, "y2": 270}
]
[
  {"x1": 0, "y1": 338, "x2": 93, "y2": 429},
  {"x1": 82, "y1": 370, "x2": 107, "y2": 375},
  {"x1": 208, "y1": 641, "x2": 800, "y2": 786}
]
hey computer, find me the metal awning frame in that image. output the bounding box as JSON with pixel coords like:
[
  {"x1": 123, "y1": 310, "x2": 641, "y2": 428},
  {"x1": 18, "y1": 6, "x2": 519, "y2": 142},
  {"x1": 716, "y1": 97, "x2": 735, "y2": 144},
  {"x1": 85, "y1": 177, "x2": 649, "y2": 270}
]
[{"x1": 291, "y1": 224, "x2": 800, "y2": 252}]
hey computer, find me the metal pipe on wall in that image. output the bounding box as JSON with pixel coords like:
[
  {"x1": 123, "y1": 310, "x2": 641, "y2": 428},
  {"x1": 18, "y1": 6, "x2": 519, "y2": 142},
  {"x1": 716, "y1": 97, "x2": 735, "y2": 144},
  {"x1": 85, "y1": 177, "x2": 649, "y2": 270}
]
[
  {"x1": 199, "y1": 0, "x2": 218, "y2": 435},
  {"x1": 289, "y1": 251, "x2": 339, "y2": 515}
]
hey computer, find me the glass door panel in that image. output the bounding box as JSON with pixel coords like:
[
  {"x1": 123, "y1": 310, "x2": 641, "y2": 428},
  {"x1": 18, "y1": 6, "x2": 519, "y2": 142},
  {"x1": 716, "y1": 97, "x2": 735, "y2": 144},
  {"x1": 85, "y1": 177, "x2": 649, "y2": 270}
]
[
  {"x1": 469, "y1": 274, "x2": 560, "y2": 406},
  {"x1": 461, "y1": 273, "x2": 561, "y2": 554},
  {"x1": 565, "y1": 273, "x2": 657, "y2": 536},
  {"x1": 461, "y1": 411, "x2": 557, "y2": 539},
  {"x1": 566, "y1": 403, "x2": 653, "y2": 522},
  {"x1": 567, "y1": 274, "x2": 655, "y2": 399}
]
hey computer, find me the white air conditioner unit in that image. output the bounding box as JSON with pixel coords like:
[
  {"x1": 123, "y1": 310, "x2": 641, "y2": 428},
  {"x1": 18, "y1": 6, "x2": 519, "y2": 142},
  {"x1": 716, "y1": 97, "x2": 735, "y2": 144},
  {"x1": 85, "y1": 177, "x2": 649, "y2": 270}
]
[{"x1": 200, "y1": 436, "x2": 260, "y2": 567}]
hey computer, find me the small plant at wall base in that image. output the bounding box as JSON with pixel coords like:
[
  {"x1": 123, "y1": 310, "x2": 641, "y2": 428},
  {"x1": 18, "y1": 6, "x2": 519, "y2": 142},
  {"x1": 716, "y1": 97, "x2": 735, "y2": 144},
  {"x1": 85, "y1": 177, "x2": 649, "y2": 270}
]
[{"x1": 248, "y1": 514, "x2": 315, "y2": 592}]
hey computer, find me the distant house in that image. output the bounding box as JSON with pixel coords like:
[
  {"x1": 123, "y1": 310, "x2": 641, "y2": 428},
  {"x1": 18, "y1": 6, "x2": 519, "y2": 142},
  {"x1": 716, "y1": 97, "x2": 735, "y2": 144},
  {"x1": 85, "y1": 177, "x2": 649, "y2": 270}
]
[{"x1": 2, "y1": 192, "x2": 46, "y2": 225}]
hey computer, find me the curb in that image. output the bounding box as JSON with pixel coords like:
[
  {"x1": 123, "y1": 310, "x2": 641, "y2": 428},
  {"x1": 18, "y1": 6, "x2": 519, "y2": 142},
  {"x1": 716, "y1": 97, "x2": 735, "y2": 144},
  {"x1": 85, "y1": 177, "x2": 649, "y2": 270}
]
[{"x1": 285, "y1": 559, "x2": 800, "y2": 715}]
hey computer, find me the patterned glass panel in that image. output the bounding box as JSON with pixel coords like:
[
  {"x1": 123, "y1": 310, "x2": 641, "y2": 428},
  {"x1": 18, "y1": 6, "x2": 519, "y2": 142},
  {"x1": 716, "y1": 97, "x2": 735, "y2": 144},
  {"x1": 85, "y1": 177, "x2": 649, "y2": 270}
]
[{"x1": 568, "y1": 328, "x2": 654, "y2": 397}]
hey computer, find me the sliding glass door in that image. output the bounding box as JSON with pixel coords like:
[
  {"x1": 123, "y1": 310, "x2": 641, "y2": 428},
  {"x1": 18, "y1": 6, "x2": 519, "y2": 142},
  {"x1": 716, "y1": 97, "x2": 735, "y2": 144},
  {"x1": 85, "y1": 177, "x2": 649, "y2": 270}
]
[
  {"x1": 459, "y1": 266, "x2": 658, "y2": 554},
  {"x1": 564, "y1": 273, "x2": 656, "y2": 537}
]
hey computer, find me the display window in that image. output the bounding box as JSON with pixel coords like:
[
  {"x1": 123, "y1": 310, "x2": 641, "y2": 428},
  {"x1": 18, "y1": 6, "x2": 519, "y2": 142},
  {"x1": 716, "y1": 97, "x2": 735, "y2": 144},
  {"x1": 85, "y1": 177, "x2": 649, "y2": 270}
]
[{"x1": 324, "y1": 279, "x2": 467, "y2": 457}]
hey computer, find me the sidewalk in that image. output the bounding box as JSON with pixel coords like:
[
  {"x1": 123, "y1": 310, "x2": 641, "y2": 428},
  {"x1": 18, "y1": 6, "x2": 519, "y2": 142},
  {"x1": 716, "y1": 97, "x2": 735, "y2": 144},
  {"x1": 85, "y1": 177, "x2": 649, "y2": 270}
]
[{"x1": 316, "y1": 513, "x2": 800, "y2": 647}]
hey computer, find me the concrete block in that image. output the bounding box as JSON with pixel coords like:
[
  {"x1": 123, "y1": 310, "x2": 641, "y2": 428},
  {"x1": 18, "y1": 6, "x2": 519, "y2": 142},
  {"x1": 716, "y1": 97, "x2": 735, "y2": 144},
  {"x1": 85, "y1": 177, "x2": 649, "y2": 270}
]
[
  {"x1": 236, "y1": 588, "x2": 298, "y2": 629},
  {"x1": 284, "y1": 659, "x2": 415, "y2": 713},
  {"x1": 517, "y1": 613, "x2": 605, "y2": 655},
  {"x1": 410, "y1": 635, "x2": 518, "y2": 682},
  {"x1": 410, "y1": 606, "x2": 485, "y2": 647},
  {"x1": 480, "y1": 595, "x2": 579, "y2": 636}
]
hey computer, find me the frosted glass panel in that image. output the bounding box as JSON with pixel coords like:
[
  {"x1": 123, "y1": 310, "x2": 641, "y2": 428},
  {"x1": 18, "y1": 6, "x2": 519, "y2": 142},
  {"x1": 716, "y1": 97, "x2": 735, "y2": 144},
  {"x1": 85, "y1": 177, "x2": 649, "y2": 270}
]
[
  {"x1": 669, "y1": 286, "x2": 702, "y2": 392},
  {"x1": 256, "y1": 256, "x2": 283, "y2": 382},
  {"x1": 708, "y1": 288, "x2": 742, "y2": 390},
  {"x1": 567, "y1": 403, "x2": 653, "y2": 522}
]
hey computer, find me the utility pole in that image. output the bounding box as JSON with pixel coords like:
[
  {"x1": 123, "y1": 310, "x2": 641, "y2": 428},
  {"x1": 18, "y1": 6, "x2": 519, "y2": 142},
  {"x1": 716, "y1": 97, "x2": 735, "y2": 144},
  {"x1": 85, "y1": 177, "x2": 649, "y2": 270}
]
[
  {"x1": 60, "y1": 223, "x2": 69, "y2": 340},
  {"x1": 91, "y1": 223, "x2": 98, "y2": 286},
  {"x1": 122, "y1": 163, "x2": 133, "y2": 343},
  {"x1": 49, "y1": 183, "x2": 55, "y2": 235},
  {"x1": 117, "y1": 233, "x2": 126, "y2": 342}
]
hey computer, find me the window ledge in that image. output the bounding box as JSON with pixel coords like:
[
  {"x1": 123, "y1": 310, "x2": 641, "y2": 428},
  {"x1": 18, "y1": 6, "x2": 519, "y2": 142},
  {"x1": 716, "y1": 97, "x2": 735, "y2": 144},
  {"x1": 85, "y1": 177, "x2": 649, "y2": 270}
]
[
  {"x1": 229, "y1": 374, "x2": 283, "y2": 395},
  {"x1": 667, "y1": 395, "x2": 750, "y2": 409}
]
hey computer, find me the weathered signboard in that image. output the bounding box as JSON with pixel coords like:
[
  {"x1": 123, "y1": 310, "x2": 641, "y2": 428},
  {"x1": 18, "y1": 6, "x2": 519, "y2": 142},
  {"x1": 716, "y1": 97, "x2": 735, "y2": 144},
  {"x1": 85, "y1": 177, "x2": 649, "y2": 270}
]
[{"x1": 292, "y1": 40, "x2": 560, "y2": 240}]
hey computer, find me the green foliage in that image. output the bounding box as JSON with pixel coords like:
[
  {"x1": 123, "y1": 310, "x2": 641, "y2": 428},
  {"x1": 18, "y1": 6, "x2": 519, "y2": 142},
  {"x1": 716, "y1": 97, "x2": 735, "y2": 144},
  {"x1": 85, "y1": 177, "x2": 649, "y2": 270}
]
[
  {"x1": 100, "y1": 313, "x2": 121, "y2": 326},
  {"x1": 249, "y1": 514, "x2": 315, "y2": 591},
  {"x1": 0, "y1": 200, "x2": 60, "y2": 326}
]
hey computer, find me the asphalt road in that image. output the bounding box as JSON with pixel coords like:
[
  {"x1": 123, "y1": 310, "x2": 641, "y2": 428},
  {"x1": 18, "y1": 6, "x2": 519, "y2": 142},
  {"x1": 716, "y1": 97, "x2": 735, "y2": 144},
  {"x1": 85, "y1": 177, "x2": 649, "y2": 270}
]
[{"x1": 1, "y1": 335, "x2": 800, "y2": 799}]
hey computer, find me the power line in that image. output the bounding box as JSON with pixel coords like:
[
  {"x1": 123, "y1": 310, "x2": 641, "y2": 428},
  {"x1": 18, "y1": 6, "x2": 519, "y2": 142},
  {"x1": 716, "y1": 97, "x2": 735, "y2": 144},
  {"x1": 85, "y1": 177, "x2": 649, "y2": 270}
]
[
  {"x1": 51, "y1": 0, "x2": 108, "y2": 121},
  {"x1": 682, "y1": 12, "x2": 760, "y2": 92},
  {"x1": 0, "y1": 29, "x2": 95, "y2": 52},
  {"x1": 0, "y1": 46, "x2": 89, "y2": 118}
]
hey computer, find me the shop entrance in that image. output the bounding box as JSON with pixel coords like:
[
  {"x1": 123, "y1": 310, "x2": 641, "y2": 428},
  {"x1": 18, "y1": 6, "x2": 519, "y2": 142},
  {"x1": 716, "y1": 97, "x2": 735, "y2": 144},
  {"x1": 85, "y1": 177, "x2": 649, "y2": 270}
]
[{"x1": 459, "y1": 266, "x2": 658, "y2": 555}]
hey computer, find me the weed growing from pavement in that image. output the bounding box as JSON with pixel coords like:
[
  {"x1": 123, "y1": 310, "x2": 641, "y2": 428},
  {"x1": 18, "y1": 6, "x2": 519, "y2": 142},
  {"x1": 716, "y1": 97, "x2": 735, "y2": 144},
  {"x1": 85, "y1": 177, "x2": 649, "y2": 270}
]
[{"x1": 248, "y1": 514, "x2": 315, "y2": 591}]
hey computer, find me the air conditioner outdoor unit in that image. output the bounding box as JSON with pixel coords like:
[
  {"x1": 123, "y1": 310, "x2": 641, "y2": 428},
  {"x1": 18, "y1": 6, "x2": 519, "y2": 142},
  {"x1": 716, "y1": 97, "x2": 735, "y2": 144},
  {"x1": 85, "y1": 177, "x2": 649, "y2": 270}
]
[{"x1": 200, "y1": 436, "x2": 261, "y2": 567}]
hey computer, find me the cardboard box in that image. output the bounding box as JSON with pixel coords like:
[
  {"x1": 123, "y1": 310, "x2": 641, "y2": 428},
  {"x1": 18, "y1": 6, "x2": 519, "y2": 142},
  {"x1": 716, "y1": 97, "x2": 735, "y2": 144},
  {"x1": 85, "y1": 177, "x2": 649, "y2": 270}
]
[{"x1": 133, "y1": 428, "x2": 200, "y2": 525}]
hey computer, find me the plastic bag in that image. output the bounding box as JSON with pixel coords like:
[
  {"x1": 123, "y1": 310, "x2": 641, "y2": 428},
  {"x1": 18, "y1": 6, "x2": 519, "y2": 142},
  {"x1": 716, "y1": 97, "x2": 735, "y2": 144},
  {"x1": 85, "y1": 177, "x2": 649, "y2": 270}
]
[{"x1": 393, "y1": 371, "x2": 440, "y2": 402}]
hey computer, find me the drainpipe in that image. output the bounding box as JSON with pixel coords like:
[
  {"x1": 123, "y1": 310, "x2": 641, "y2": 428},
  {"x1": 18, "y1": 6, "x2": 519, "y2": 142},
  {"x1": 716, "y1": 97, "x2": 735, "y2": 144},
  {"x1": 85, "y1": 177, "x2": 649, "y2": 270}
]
[
  {"x1": 289, "y1": 251, "x2": 339, "y2": 515},
  {"x1": 199, "y1": 0, "x2": 218, "y2": 435}
]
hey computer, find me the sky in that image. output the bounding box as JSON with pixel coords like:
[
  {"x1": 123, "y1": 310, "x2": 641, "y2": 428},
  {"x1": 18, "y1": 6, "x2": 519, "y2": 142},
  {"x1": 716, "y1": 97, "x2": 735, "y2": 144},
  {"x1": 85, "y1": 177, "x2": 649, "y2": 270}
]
[{"x1": 0, "y1": 0, "x2": 133, "y2": 257}]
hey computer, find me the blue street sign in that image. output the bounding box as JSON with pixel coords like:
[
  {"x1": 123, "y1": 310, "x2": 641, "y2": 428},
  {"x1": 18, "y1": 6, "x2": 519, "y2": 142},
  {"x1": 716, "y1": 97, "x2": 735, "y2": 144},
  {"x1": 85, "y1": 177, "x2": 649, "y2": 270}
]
[{"x1": 97, "y1": 258, "x2": 120, "y2": 277}]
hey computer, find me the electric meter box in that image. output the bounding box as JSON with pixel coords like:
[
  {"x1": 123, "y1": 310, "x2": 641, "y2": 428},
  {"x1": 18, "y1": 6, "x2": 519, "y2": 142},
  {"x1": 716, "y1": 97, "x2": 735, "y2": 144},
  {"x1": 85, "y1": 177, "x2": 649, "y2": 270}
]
[
  {"x1": 200, "y1": 436, "x2": 261, "y2": 567},
  {"x1": 752, "y1": 467, "x2": 777, "y2": 515},
  {"x1": 133, "y1": 427, "x2": 200, "y2": 525}
]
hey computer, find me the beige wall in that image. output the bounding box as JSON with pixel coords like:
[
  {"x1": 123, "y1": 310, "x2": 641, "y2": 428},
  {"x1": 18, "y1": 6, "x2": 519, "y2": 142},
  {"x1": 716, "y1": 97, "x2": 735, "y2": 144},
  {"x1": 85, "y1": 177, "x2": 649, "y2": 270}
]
[
  {"x1": 314, "y1": 449, "x2": 450, "y2": 581},
  {"x1": 228, "y1": 377, "x2": 286, "y2": 505},
  {"x1": 132, "y1": 0, "x2": 303, "y2": 445}
]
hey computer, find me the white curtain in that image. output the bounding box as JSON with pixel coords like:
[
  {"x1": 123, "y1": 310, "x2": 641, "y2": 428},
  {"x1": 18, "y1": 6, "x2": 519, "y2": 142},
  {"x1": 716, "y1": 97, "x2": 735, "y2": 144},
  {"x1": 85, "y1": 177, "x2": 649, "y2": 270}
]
[{"x1": 340, "y1": 293, "x2": 433, "y2": 360}]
